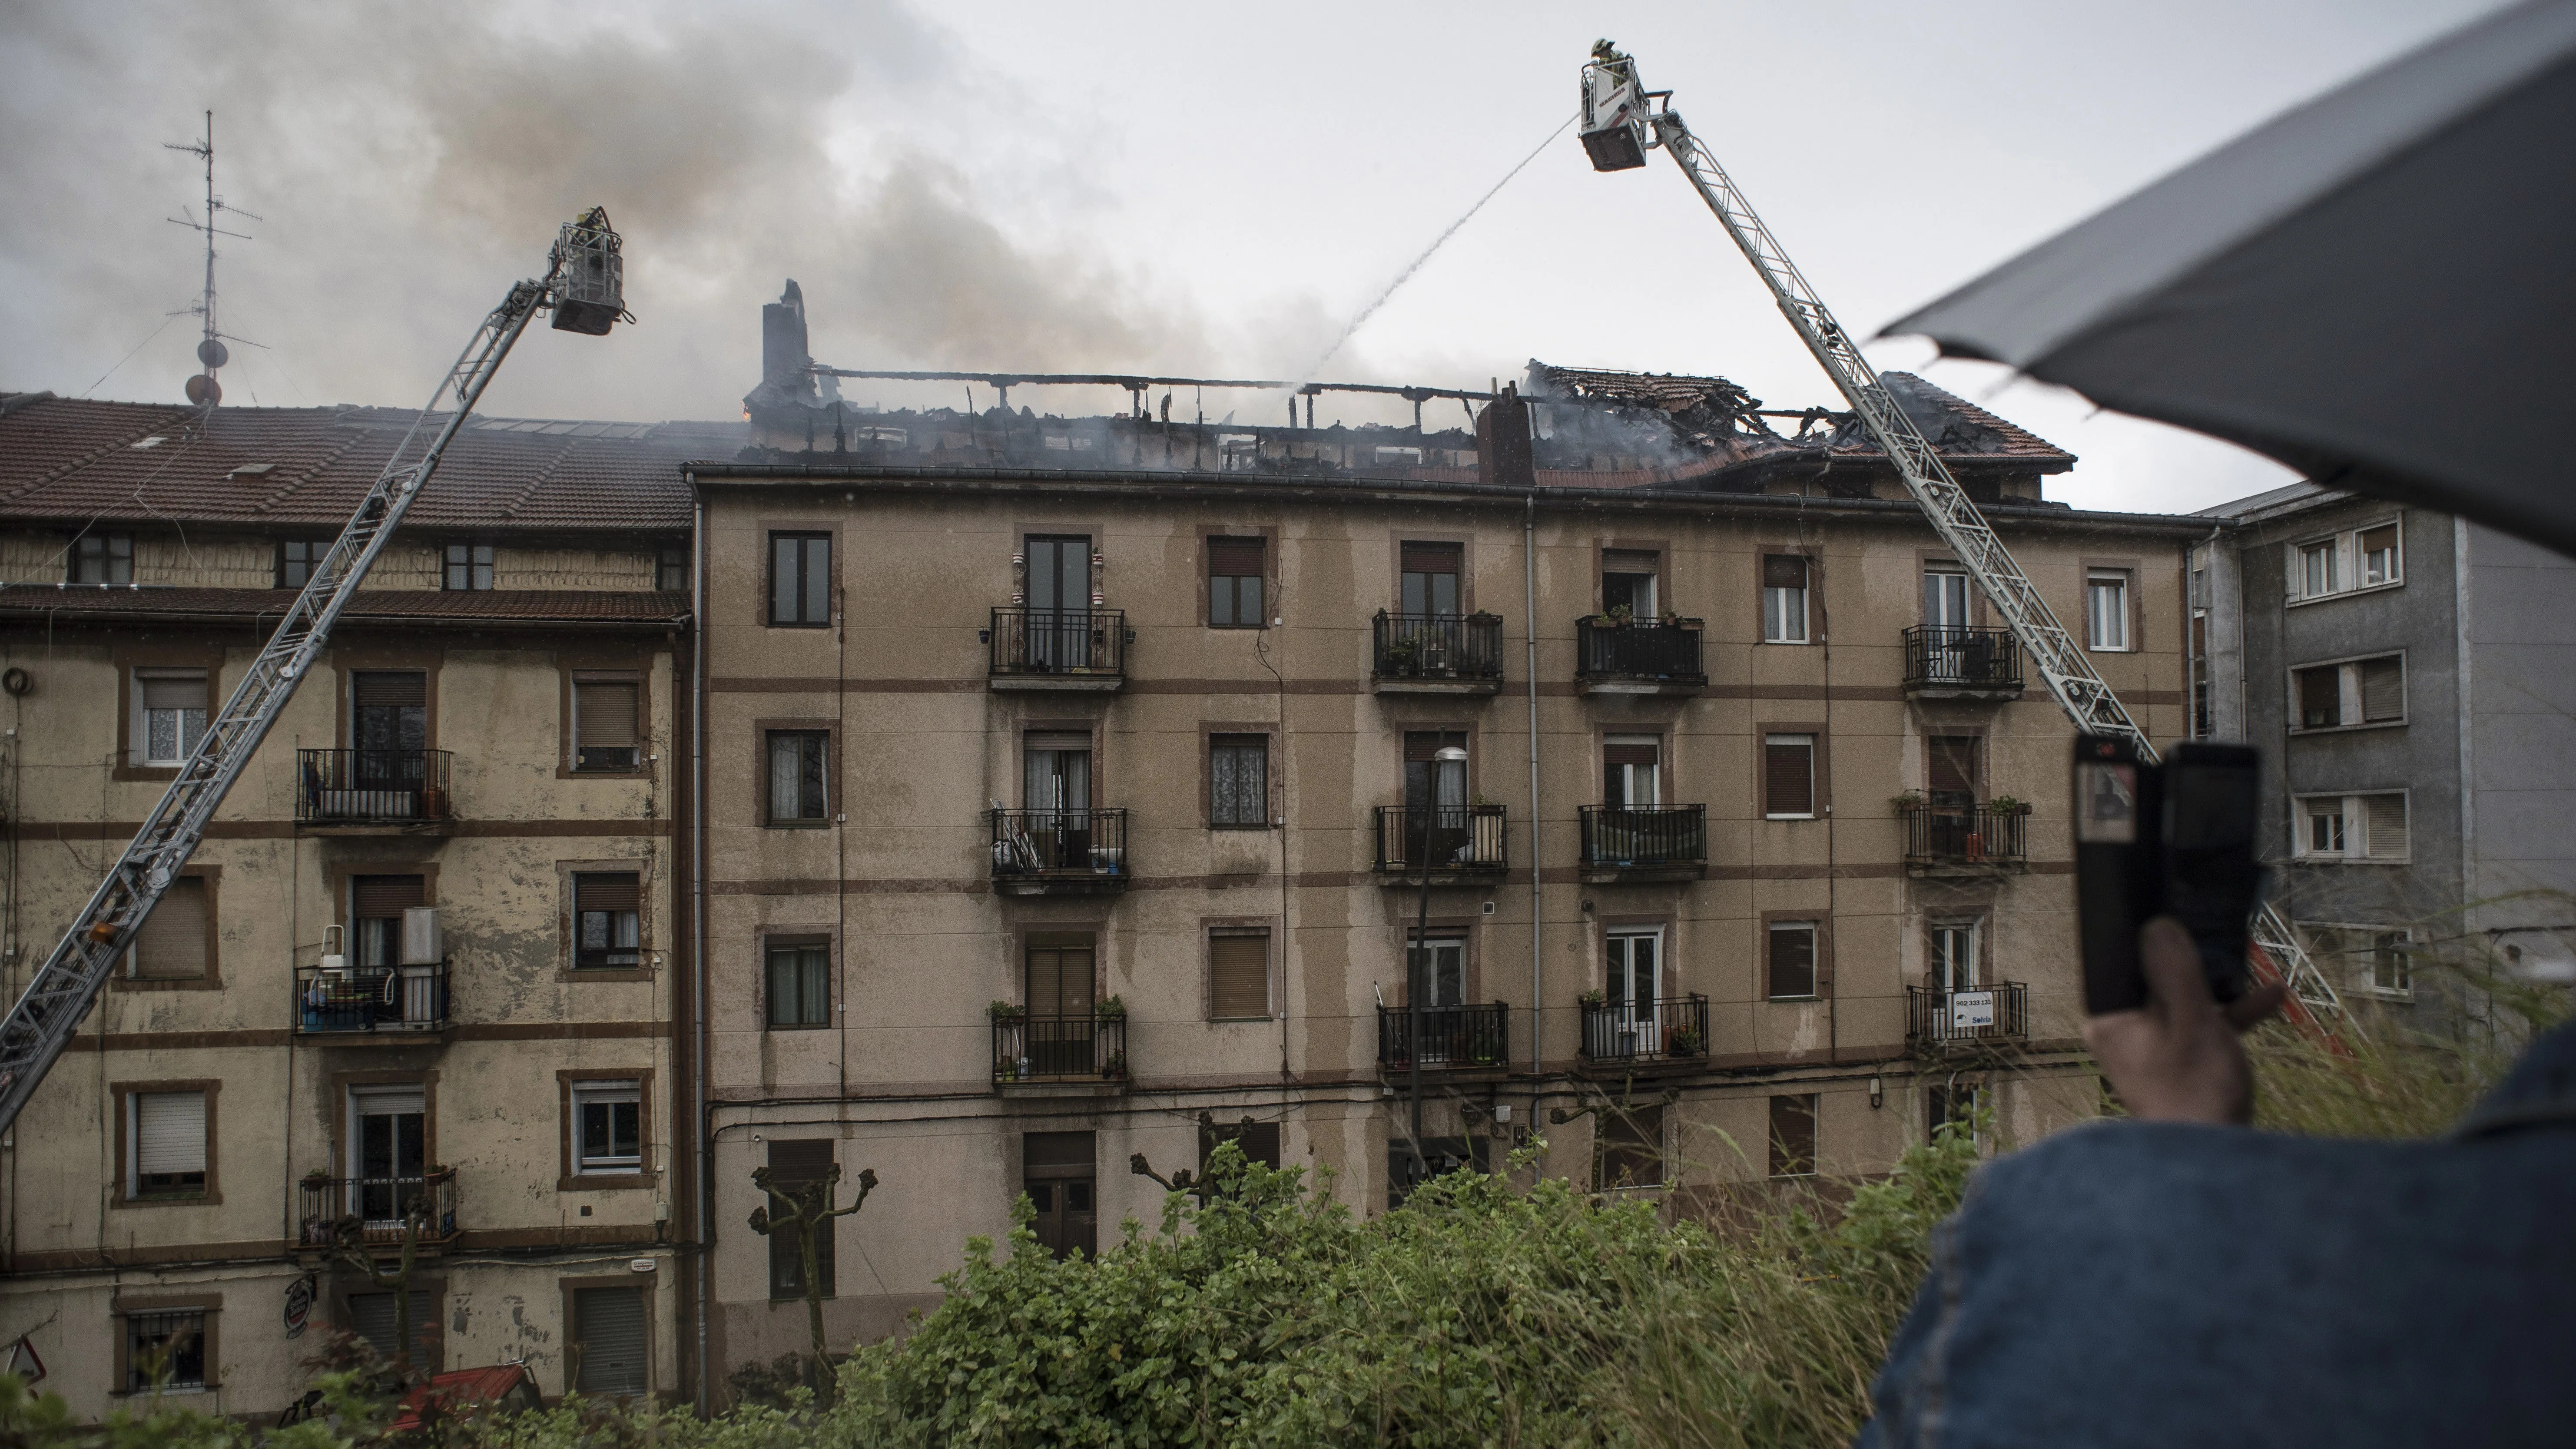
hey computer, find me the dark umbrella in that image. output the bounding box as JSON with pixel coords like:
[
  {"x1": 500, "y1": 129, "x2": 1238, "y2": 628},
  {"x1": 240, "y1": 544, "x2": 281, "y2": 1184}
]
[{"x1": 1884, "y1": 0, "x2": 2576, "y2": 556}]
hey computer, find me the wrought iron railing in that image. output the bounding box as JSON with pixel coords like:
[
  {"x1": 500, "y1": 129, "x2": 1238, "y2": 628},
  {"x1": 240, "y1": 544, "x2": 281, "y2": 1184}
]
[
  {"x1": 1900, "y1": 802, "x2": 2029, "y2": 865},
  {"x1": 298, "y1": 1167, "x2": 460, "y2": 1248},
  {"x1": 1902, "y1": 626, "x2": 2023, "y2": 693},
  {"x1": 1372, "y1": 612, "x2": 1504, "y2": 681},
  {"x1": 1906, "y1": 982, "x2": 2029, "y2": 1048},
  {"x1": 990, "y1": 808, "x2": 1128, "y2": 879},
  {"x1": 1372, "y1": 805, "x2": 1508, "y2": 873},
  {"x1": 1376, "y1": 1002, "x2": 1510, "y2": 1071},
  {"x1": 297, "y1": 749, "x2": 453, "y2": 824},
  {"x1": 295, "y1": 963, "x2": 449, "y2": 1034},
  {"x1": 991, "y1": 1014, "x2": 1128, "y2": 1084},
  {"x1": 989, "y1": 607, "x2": 1126, "y2": 678},
  {"x1": 1578, "y1": 805, "x2": 1707, "y2": 869},
  {"x1": 1579, "y1": 994, "x2": 1711, "y2": 1062},
  {"x1": 1575, "y1": 617, "x2": 1706, "y2": 683}
]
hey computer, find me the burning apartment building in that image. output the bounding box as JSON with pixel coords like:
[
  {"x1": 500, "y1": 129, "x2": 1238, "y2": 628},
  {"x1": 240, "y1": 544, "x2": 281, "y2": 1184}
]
[{"x1": 689, "y1": 282, "x2": 2203, "y2": 1373}]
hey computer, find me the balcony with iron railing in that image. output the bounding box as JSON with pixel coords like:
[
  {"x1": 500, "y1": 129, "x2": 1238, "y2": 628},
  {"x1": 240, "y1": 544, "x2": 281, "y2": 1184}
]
[
  {"x1": 1901, "y1": 626, "x2": 2023, "y2": 699},
  {"x1": 1372, "y1": 804, "x2": 1508, "y2": 879},
  {"x1": 1371, "y1": 612, "x2": 1505, "y2": 694},
  {"x1": 296, "y1": 749, "x2": 454, "y2": 831},
  {"x1": 990, "y1": 808, "x2": 1129, "y2": 895},
  {"x1": 1578, "y1": 805, "x2": 1708, "y2": 882},
  {"x1": 297, "y1": 1168, "x2": 460, "y2": 1252},
  {"x1": 1899, "y1": 800, "x2": 2030, "y2": 873},
  {"x1": 1376, "y1": 1001, "x2": 1511, "y2": 1075},
  {"x1": 1574, "y1": 616, "x2": 1707, "y2": 694},
  {"x1": 987, "y1": 607, "x2": 1128, "y2": 690},
  {"x1": 295, "y1": 962, "x2": 450, "y2": 1038},
  {"x1": 1578, "y1": 994, "x2": 1711, "y2": 1073},
  {"x1": 1906, "y1": 982, "x2": 2030, "y2": 1052},
  {"x1": 991, "y1": 1012, "x2": 1128, "y2": 1094}
]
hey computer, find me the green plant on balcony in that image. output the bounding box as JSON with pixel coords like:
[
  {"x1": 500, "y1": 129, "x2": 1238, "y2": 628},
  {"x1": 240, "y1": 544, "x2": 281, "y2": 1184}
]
[
  {"x1": 1095, "y1": 995, "x2": 1127, "y2": 1021},
  {"x1": 988, "y1": 1000, "x2": 1025, "y2": 1022},
  {"x1": 1890, "y1": 789, "x2": 1924, "y2": 811},
  {"x1": 1987, "y1": 795, "x2": 2027, "y2": 814},
  {"x1": 1578, "y1": 988, "x2": 1607, "y2": 1009},
  {"x1": 1668, "y1": 1026, "x2": 1704, "y2": 1056},
  {"x1": 1606, "y1": 603, "x2": 1634, "y2": 627},
  {"x1": 1383, "y1": 636, "x2": 1421, "y2": 670},
  {"x1": 1103, "y1": 1050, "x2": 1129, "y2": 1079}
]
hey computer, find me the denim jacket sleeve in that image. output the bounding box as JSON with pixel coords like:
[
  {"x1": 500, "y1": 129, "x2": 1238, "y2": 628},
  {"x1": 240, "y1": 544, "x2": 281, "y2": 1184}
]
[{"x1": 1856, "y1": 1023, "x2": 2576, "y2": 1449}]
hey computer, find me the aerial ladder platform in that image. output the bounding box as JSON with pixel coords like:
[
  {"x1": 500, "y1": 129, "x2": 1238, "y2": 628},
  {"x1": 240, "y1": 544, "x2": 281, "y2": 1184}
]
[
  {"x1": 0, "y1": 209, "x2": 632, "y2": 1135},
  {"x1": 1576, "y1": 44, "x2": 2347, "y2": 1039}
]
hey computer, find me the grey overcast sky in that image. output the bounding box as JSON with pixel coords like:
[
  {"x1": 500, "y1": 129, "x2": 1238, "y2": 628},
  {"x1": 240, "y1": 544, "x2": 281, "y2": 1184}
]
[{"x1": 0, "y1": 0, "x2": 2510, "y2": 513}]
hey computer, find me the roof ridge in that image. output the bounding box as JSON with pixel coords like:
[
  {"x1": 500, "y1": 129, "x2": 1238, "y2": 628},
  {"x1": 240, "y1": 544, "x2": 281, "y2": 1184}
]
[{"x1": 2, "y1": 400, "x2": 201, "y2": 504}]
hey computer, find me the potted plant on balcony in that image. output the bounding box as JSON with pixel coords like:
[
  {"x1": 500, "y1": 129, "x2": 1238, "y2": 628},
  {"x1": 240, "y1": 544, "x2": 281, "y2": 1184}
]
[
  {"x1": 1606, "y1": 603, "x2": 1634, "y2": 627},
  {"x1": 1103, "y1": 1050, "x2": 1129, "y2": 1080},
  {"x1": 1383, "y1": 635, "x2": 1420, "y2": 671},
  {"x1": 1891, "y1": 789, "x2": 1924, "y2": 812},
  {"x1": 1578, "y1": 988, "x2": 1607, "y2": 1009},
  {"x1": 988, "y1": 1000, "x2": 1025, "y2": 1023},
  {"x1": 1987, "y1": 795, "x2": 2028, "y2": 814},
  {"x1": 1668, "y1": 1025, "x2": 1704, "y2": 1056},
  {"x1": 1094, "y1": 995, "x2": 1127, "y2": 1022}
]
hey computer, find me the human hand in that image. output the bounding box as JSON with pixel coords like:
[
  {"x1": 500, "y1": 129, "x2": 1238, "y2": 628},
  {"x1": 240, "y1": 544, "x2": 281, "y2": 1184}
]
[{"x1": 2081, "y1": 915, "x2": 2286, "y2": 1124}]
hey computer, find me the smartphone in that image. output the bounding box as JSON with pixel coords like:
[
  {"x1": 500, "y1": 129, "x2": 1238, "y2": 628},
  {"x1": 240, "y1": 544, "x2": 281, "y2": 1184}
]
[{"x1": 2074, "y1": 736, "x2": 2261, "y2": 1015}]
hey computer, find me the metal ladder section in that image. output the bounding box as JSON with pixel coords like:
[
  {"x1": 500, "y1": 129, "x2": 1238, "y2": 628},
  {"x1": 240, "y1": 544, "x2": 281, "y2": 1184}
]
[
  {"x1": 1638, "y1": 100, "x2": 2348, "y2": 1030},
  {"x1": 0, "y1": 268, "x2": 565, "y2": 1135}
]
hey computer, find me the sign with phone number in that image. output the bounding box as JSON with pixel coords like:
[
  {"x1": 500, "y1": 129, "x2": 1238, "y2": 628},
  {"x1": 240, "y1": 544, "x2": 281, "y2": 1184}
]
[{"x1": 1949, "y1": 991, "x2": 1996, "y2": 1030}]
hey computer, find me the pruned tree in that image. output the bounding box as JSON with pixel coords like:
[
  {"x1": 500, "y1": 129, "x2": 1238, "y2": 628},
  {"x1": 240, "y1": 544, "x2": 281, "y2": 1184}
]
[
  {"x1": 325, "y1": 1190, "x2": 432, "y2": 1380},
  {"x1": 749, "y1": 1161, "x2": 878, "y2": 1401}
]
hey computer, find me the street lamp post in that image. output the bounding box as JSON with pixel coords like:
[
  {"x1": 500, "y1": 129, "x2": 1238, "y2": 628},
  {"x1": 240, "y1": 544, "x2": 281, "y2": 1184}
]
[{"x1": 1409, "y1": 744, "x2": 1470, "y2": 1195}]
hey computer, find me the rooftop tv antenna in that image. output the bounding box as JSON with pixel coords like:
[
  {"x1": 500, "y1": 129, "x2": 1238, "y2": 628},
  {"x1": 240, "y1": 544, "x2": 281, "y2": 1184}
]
[{"x1": 163, "y1": 109, "x2": 263, "y2": 406}]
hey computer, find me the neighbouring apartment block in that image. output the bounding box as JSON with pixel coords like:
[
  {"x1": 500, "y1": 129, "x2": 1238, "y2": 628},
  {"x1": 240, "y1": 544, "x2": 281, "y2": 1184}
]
[
  {"x1": 690, "y1": 293, "x2": 2204, "y2": 1367},
  {"x1": 2192, "y1": 481, "x2": 2576, "y2": 1029},
  {"x1": 0, "y1": 394, "x2": 716, "y2": 1416}
]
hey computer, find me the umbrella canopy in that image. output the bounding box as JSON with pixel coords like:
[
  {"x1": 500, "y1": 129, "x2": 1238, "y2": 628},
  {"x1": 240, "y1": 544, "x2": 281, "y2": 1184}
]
[{"x1": 1885, "y1": 0, "x2": 2576, "y2": 556}]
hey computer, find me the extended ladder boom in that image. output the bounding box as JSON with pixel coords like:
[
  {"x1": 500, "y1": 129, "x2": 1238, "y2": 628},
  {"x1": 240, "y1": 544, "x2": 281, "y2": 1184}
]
[
  {"x1": 1580, "y1": 46, "x2": 2344, "y2": 1026},
  {"x1": 0, "y1": 210, "x2": 628, "y2": 1134}
]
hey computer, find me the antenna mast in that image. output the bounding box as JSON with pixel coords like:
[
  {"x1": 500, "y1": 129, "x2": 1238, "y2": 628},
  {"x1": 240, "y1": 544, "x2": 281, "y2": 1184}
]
[{"x1": 163, "y1": 109, "x2": 262, "y2": 406}]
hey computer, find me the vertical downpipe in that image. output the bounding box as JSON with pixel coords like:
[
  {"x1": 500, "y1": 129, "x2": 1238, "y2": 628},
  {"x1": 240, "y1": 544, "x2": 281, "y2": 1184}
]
[
  {"x1": 690, "y1": 488, "x2": 711, "y2": 1413},
  {"x1": 1524, "y1": 492, "x2": 1542, "y2": 1078}
]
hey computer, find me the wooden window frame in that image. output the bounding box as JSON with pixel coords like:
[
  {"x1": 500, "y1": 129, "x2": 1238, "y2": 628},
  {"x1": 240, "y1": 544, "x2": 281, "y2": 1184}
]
[
  {"x1": 557, "y1": 1068, "x2": 655, "y2": 1190},
  {"x1": 111, "y1": 1293, "x2": 220, "y2": 1396},
  {"x1": 116, "y1": 864, "x2": 222, "y2": 992},
  {"x1": 1757, "y1": 725, "x2": 1827, "y2": 820},
  {"x1": 764, "y1": 527, "x2": 837, "y2": 628},
  {"x1": 1203, "y1": 725, "x2": 1276, "y2": 830},
  {"x1": 71, "y1": 532, "x2": 136, "y2": 585},
  {"x1": 560, "y1": 658, "x2": 653, "y2": 779},
  {"x1": 556, "y1": 859, "x2": 653, "y2": 981},
  {"x1": 441, "y1": 540, "x2": 496, "y2": 592},
  {"x1": 1386, "y1": 530, "x2": 1475, "y2": 615},
  {"x1": 759, "y1": 930, "x2": 835, "y2": 1031},
  {"x1": 112, "y1": 1079, "x2": 221, "y2": 1207},
  {"x1": 1202, "y1": 917, "x2": 1278, "y2": 1021},
  {"x1": 755, "y1": 719, "x2": 836, "y2": 828},
  {"x1": 1199, "y1": 525, "x2": 1279, "y2": 629}
]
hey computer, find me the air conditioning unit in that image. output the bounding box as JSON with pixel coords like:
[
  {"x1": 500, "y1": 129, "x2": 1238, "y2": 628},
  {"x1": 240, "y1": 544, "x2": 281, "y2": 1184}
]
[{"x1": 399, "y1": 907, "x2": 443, "y2": 966}]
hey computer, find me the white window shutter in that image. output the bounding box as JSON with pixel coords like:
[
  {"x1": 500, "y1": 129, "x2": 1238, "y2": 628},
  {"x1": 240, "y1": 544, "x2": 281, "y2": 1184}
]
[{"x1": 136, "y1": 1091, "x2": 207, "y2": 1175}]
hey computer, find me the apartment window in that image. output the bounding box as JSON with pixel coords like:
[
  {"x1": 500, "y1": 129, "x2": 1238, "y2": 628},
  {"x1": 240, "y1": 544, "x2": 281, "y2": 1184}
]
[
  {"x1": 1923, "y1": 566, "x2": 1972, "y2": 630},
  {"x1": 1926, "y1": 1084, "x2": 1983, "y2": 1144},
  {"x1": 1930, "y1": 922, "x2": 1978, "y2": 993},
  {"x1": 122, "y1": 1309, "x2": 208, "y2": 1392},
  {"x1": 350, "y1": 874, "x2": 424, "y2": 970},
  {"x1": 769, "y1": 532, "x2": 830, "y2": 626},
  {"x1": 1209, "y1": 929, "x2": 1271, "y2": 1021},
  {"x1": 571, "y1": 1079, "x2": 643, "y2": 1174},
  {"x1": 1595, "y1": 1104, "x2": 1665, "y2": 1190},
  {"x1": 1767, "y1": 922, "x2": 1819, "y2": 999},
  {"x1": 134, "y1": 669, "x2": 208, "y2": 767},
  {"x1": 571, "y1": 1287, "x2": 649, "y2": 1396},
  {"x1": 2290, "y1": 520, "x2": 2403, "y2": 601},
  {"x1": 2307, "y1": 925, "x2": 2415, "y2": 998},
  {"x1": 1023, "y1": 1131, "x2": 1097, "y2": 1261},
  {"x1": 571, "y1": 675, "x2": 642, "y2": 771},
  {"x1": 277, "y1": 539, "x2": 321, "y2": 589},
  {"x1": 1200, "y1": 1119, "x2": 1283, "y2": 1174},
  {"x1": 1399, "y1": 541, "x2": 1462, "y2": 617},
  {"x1": 1761, "y1": 554, "x2": 1809, "y2": 643},
  {"x1": 347, "y1": 1291, "x2": 431, "y2": 1369},
  {"x1": 573, "y1": 873, "x2": 641, "y2": 969},
  {"x1": 764, "y1": 1139, "x2": 838, "y2": 1300},
  {"x1": 442, "y1": 541, "x2": 494, "y2": 591},
  {"x1": 1210, "y1": 734, "x2": 1269, "y2": 827},
  {"x1": 1604, "y1": 736, "x2": 1660, "y2": 808},
  {"x1": 129, "y1": 1089, "x2": 208, "y2": 1197},
  {"x1": 2293, "y1": 655, "x2": 2405, "y2": 730},
  {"x1": 765, "y1": 942, "x2": 829, "y2": 1028},
  {"x1": 2085, "y1": 570, "x2": 2131, "y2": 652},
  {"x1": 1763, "y1": 733, "x2": 1816, "y2": 818},
  {"x1": 656, "y1": 544, "x2": 689, "y2": 593},
  {"x1": 2294, "y1": 792, "x2": 2409, "y2": 862},
  {"x1": 129, "y1": 875, "x2": 210, "y2": 981},
  {"x1": 1601, "y1": 548, "x2": 1659, "y2": 618},
  {"x1": 765, "y1": 731, "x2": 828, "y2": 823},
  {"x1": 1768, "y1": 1094, "x2": 1818, "y2": 1178},
  {"x1": 73, "y1": 533, "x2": 134, "y2": 584},
  {"x1": 1207, "y1": 536, "x2": 1266, "y2": 627}
]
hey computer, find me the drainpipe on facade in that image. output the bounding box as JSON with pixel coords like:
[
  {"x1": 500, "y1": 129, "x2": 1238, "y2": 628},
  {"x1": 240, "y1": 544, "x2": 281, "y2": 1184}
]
[
  {"x1": 1525, "y1": 491, "x2": 1542, "y2": 1080},
  {"x1": 690, "y1": 486, "x2": 712, "y2": 1414}
]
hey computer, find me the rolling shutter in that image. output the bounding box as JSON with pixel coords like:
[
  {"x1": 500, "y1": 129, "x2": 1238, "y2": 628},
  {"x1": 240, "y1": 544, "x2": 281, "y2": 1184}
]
[
  {"x1": 576, "y1": 680, "x2": 640, "y2": 747},
  {"x1": 352, "y1": 671, "x2": 425, "y2": 709},
  {"x1": 573, "y1": 1288, "x2": 648, "y2": 1395},
  {"x1": 1764, "y1": 735, "x2": 1814, "y2": 816},
  {"x1": 1601, "y1": 739, "x2": 1660, "y2": 767},
  {"x1": 1767, "y1": 925, "x2": 1817, "y2": 998},
  {"x1": 139, "y1": 675, "x2": 203, "y2": 712},
  {"x1": 1928, "y1": 736, "x2": 1979, "y2": 800},
  {"x1": 2298, "y1": 666, "x2": 2342, "y2": 727},
  {"x1": 135, "y1": 1091, "x2": 206, "y2": 1176},
  {"x1": 132, "y1": 876, "x2": 208, "y2": 979},
  {"x1": 1209, "y1": 933, "x2": 1270, "y2": 1019},
  {"x1": 1024, "y1": 730, "x2": 1091, "y2": 753},
  {"x1": 1207, "y1": 537, "x2": 1265, "y2": 577},
  {"x1": 1761, "y1": 554, "x2": 1807, "y2": 589},
  {"x1": 2365, "y1": 794, "x2": 2409, "y2": 859},
  {"x1": 1403, "y1": 730, "x2": 1467, "y2": 762},
  {"x1": 2361, "y1": 657, "x2": 2404, "y2": 722},
  {"x1": 1601, "y1": 548, "x2": 1659, "y2": 577},
  {"x1": 575, "y1": 872, "x2": 641, "y2": 912},
  {"x1": 1399, "y1": 541, "x2": 1461, "y2": 574},
  {"x1": 352, "y1": 875, "x2": 425, "y2": 920}
]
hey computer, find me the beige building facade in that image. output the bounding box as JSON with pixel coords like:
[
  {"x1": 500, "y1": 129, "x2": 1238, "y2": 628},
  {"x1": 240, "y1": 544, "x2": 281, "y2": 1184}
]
[
  {"x1": 0, "y1": 396, "x2": 709, "y2": 1416},
  {"x1": 691, "y1": 363, "x2": 2203, "y2": 1372}
]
